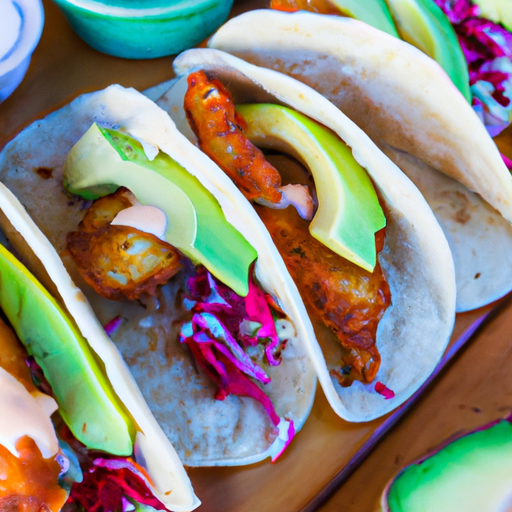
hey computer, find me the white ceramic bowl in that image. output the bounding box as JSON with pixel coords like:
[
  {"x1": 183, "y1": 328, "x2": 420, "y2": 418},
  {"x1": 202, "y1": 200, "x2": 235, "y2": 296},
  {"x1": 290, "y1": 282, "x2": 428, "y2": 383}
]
[{"x1": 0, "y1": 0, "x2": 44, "y2": 102}]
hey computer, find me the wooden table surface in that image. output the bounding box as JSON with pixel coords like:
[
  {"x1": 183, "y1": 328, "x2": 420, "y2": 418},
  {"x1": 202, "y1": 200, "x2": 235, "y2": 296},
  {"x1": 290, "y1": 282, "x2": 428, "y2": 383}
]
[
  {"x1": 1, "y1": 1, "x2": 510, "y2": 511},
  {"x1": 319, "y1": 295, "x2": 512, "y2": 511}
]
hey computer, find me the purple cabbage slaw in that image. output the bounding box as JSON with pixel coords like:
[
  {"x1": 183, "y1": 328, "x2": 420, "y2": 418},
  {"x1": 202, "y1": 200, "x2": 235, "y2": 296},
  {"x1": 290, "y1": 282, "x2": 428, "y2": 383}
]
[
  {"x1": 374, "y1": 381, "x2": 396, "y2": 400},
  {"x1": 24, "y1": 356, "x2": 167, "y2": 512},
  {"x1": 434, "y1": 0, "x2": 512, "y2": 137},
  {"x1": 67, "y1": 454, "x2": 168, "y2": 512},
  {"x1": 179, "y1": 265, "x2": 295, "y2": 450},
  {"x1": 103, "y1": 315, "x2": 122, "y2": 337}
]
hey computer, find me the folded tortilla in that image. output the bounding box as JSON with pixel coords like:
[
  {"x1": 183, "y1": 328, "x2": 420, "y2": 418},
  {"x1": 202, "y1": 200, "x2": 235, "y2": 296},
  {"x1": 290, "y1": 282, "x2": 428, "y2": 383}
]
[
  {"x1": 156, "y1": 48, "x2": 456, "y2": 421},
  {"x1": 0, "y1": 186, "x2": 198, "y2": 510},
  {"x1": 208, "y1": 9, "x2": 512, "y2": 312},
  {"x1": 0, "y1": 85, "x2": 316, "y2": 465}
]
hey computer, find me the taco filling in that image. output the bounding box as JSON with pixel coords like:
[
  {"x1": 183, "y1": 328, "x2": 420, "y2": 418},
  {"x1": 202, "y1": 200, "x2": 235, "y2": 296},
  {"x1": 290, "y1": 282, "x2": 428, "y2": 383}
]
[
  {"x1": 183, "y1": 69, "x2": 392, "y2": 387},
  {"x1": 64, "y1": 132, "x2": 297, "y2": 453},
  {"x1": 0, "y1": 85, "x2": 316, "y2": 464},
  {"x1": 0, "y1": 319, "x2": 66, "y2": 512},
  {"x1": 0, "y1": 239, "x2": 182, "y2": 512},
  {"x1": 270, "y1": 0, "x2": 512, "y2": 132},
  {"x1": 0, "y1": 327, "x2": 174, "y2": 512},
  {"x1": 0, "y1": 356, "x2": 170, "y2": 512}
]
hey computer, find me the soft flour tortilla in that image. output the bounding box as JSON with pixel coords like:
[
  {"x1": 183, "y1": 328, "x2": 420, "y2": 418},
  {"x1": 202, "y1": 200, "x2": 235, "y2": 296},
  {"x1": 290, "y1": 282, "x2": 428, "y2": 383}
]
[
  {"x1": 208, "y1": 9, "x2": 512, "y2": 312},
  {"x1": 379, "y1": 144, "x2": 512, "y2": 312},
  {"x1": 157, "y1": 48, "x2": 456, "y2": 421},
  {"x1": 0, "y1": 85, "x2": 316, "y2": 465}
]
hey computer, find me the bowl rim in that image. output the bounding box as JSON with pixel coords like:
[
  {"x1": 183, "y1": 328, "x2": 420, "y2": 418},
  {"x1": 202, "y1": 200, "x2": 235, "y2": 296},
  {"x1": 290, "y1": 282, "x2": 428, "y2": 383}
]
[
  {"x1": 0, "y1": 0, "x2": 44, "y2": 76},
  {"x1": 51, "y1": 0, "x2": 226, "y2": 18}
]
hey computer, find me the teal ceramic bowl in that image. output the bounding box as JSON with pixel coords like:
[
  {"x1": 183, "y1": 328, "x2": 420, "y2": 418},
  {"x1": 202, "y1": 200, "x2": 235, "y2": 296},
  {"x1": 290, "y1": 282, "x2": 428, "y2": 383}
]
[{"x1": 51, "y1": 0, "x2": 234, "y2": 59}]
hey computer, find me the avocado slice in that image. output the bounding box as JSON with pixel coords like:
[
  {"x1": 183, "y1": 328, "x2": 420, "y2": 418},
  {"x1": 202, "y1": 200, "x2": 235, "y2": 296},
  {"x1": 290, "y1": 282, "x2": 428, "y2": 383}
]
[
  {"x1": 64, "y1": 123, "x2": 257, "y2": 297},
  {"x1": 382, "y1": 419, "x2": 512, "y2": 511},
  {"x1": 330, "y1": 0, "x2": 399, "y2": 37},
  {"x1": 385, "y1": 0, "x2": 472, "y2": 102},
  {"x1": 474, "y1": 0, "x2": 512, "y2": 31},
  {"x1": 0, "y1": 243, "x2": 135, "y2": 455},
  {"x1": 237, "y1": 103, "x2": 386, "y2": 272}
]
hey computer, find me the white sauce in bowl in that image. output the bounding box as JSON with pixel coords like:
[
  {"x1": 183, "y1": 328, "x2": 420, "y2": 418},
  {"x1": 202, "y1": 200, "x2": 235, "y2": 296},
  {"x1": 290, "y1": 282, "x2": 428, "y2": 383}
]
[{"x1": 0, "y1": 0, "x2": 22, "y2": 60}]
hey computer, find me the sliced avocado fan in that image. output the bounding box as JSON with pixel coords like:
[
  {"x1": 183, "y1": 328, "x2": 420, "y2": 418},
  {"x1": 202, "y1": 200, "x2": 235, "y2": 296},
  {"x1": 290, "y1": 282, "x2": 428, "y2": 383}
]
[
  {"x1": 0, "y1": 243, "x2": 135, "y2": 455},
  {"x1": 64, "y1": 123, "x2": 257, "y2": 297},
  {"x1": 330, "y1": 0, "x2": 399, "y2": 36},
  {"x1": 237, "y1": 103, "x2": 386, "y2": 272},
  {"x1": 385, "y1": 0, "x2": 472, "y2": 102}
]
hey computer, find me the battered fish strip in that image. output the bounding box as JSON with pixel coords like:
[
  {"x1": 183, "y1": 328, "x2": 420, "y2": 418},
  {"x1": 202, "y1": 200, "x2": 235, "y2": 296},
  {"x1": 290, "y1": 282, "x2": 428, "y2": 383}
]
[
  {"x1": 185, "y1": 70, "x2": 283, "y2": 205},
  {"x1": 184, "y1": 73, "x2": 392, "y2": 385},
  {"x1": 270, "y1": 0, "x2": 340, "y2": 14},
  {"x1": 258, "y1": 206, "x2": 390, "y2": 385},
  {"x1": 66, "y1": 188, "x2": 182, "y2": 301}
]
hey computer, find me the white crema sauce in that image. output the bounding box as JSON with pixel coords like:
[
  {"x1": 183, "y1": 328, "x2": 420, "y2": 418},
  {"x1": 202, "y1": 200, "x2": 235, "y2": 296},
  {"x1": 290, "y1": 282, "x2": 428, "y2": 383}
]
[
  {"x1": 111, "y1": 191, "x2": 167, "y2": 239},
  {"x1": 0, "y1": 366, "x2": 59, "y2": 458}
]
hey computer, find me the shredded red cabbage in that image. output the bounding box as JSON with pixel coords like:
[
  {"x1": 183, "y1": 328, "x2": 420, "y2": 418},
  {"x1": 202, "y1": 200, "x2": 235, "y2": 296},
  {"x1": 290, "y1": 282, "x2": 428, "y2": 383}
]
[
  {"x1": 68, "y1": 455, "x2": 168, "y2": 512},
  {"x1": 245, "y1": 277, "x2": 281, "y2": 366},
  {"x1": 375, "y1": 381, "x2": 396, "y2": 400},
  {"x1": 25, "y1": 355, "x2": 53, "y2": 396},
  {"x1": 270, "y1": 419, "x2": 296, "y2": 463},
  {"x1": 183, "y1": 266, "x2": 283, "y2": 364},
  {"x1": 103, "y1": 315, "x2": 122, "y2": 336},
  {"x1": 183, "y1": 336, "x2": 281, "y2": 426},
  {"x1": 185, "y1": 312, "x2": 271, "y2": 384},
  {"x1": 434, "y1": 0, "x2": 478, "y2": 23},
  {"x1": 180, "y1": 266, "x2": 288, "y2": 427},
  {"x1": 434, "y1": 0, "x2": 512, "y2": 130},
  {"x1": 54, "y1": 423, "x2": 168, "y2": 512}
]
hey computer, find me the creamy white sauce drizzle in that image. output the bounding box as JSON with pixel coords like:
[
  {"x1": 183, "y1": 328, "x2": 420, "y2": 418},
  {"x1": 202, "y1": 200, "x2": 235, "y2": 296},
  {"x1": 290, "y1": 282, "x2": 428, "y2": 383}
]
[
  {"x1": 111, "y1": 193, "x2": 167, "y2": 239},
  {"x1": 0, "y1": 366, "x2": 59, "y2": 458},
  {"x1": 0, "y1": 0, "x2": 22, "y2": 59},
  {"x1": 256, "y1": 184, "x2": 314, "y2": 220}
]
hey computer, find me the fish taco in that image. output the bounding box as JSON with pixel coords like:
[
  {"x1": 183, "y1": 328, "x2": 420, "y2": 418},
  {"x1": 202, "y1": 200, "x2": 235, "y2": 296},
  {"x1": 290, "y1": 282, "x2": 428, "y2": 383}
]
[
  {"x1": 155, "y1": 48, "x2": 456, "y2": 421},
  {"x1": 207, "y1": 9, "x2": 512, "y2": 312},
  {"x1": 0, "y1": 84, "x2": 317, "y2": 465},
  {"x1": 0, "y1": 201, "x2": 198, "y2": 511}
]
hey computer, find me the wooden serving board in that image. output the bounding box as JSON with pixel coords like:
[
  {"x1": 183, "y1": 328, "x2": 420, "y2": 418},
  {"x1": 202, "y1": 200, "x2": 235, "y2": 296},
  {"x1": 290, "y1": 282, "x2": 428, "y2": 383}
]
[
  {"x1": 318, "y1": 295, "x2": 512, "y2": 511},
  {"x1": 0, "y1": 1, "x2": 500, "y2": 510},
  {"x1": 185, "y1": 306, "x2": 496, "y2": 512}
]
